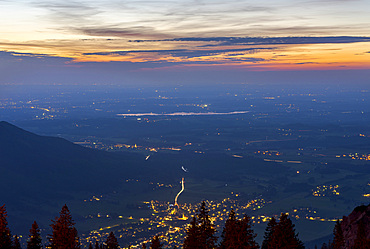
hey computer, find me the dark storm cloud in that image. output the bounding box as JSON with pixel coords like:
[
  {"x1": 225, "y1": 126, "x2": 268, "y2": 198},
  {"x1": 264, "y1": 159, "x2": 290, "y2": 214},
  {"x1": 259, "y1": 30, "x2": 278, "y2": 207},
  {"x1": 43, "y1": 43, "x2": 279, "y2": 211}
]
[
  {"x1": 228, "y1": 57, "x2": 266, "y2": 62},
  {"x1": 0, "y1": 51, "x2": 70, "y2": 61},
  {"x1": 129, "y1": 36, "x2": 370, "y2": 46},
  {"x1": 83, "y1": 47, "x2": 274, "y2": 59},
  {"x1": 295, "y1": 62, "x2": 316, "y2": 65}
]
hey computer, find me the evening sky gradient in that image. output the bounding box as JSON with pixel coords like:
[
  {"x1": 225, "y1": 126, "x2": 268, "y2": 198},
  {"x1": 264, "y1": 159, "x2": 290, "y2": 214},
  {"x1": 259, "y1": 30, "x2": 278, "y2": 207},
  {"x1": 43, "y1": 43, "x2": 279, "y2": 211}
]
[{"x1": 1, "y1": 0, "x2": 370, "y2": 85}]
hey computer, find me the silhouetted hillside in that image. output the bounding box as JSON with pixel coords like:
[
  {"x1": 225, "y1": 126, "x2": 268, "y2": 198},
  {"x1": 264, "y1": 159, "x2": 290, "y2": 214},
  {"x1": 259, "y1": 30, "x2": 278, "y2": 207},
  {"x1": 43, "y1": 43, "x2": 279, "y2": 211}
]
[
  {"x1": 341, "y1": 204, "x2": 370, "y2": 248},
  {"x1": 0, "y1": 121, "x2": 150, "y2": 231},
  {"x1": 0, "y1": 122, "x2": 146, "y2": 209},
  {"x1": 0, "y1": 121, "x2": 143, "y2": 193}
]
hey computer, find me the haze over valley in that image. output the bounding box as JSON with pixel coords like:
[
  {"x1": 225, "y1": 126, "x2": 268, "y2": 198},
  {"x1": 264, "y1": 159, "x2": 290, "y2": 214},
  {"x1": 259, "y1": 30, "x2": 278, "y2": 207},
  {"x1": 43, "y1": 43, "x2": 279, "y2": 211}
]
[{"x1": 1, "y1": 84, "x2": 370, "y2": 248}]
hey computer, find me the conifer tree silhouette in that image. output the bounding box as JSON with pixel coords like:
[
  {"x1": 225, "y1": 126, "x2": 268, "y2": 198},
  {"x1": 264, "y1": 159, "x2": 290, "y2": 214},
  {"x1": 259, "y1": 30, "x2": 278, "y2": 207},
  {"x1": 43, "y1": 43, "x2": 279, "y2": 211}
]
[
  {"x1": 321, "y1": 243, "x2": 328, "y2": 249},
  {"x1": 183, "y1": 202, "x2": 217, "y2": 249},
  {"x1": 332, "y1": 219, "x2": 344, "y2": 249},
  {"x1": 268, "y1": 213, "x2": 304, "y2": 249},
  {"x1": 94, "y1": 241, "x2": 99, "y2": 249},
  {"x1": 106, "y1": 232, "x2": 119, "y2": 249},
  {"x1": 49, "y1": 204, "x2": 80, "y2": 249},
  {"x1": 219, "y1": 210, "x2": 259, "y2": 249},
  {"x1": 238, "y1": 215, "x2": 259, "y2": 249},
  {"x1": 12, "y1": 235, "x2": 21, "y2": 249},
  {"x1": 0, "y1": 205, "x2": 12, "y2": 249},
  {"x1": 354, "y1": 220, "x2": 370, "y2": 249},
  {"x1": 261, "y1": 217, "x2": 277, "y2": 249},
  {"x1": 219, "y1": 209, "x2": 237, "y2": 249},
  {"x1": 197, "y1": 201, "x2": 217, "y2": 249},
  {"x1": 27, "y1": 221, "x2": 42, "y2": 249},
  {"x1": 149, "y1": 236, "x2": 162, "y2": 249},
  {"x1": 183, "y1": 216, "x2": 200, "y2": 249}
]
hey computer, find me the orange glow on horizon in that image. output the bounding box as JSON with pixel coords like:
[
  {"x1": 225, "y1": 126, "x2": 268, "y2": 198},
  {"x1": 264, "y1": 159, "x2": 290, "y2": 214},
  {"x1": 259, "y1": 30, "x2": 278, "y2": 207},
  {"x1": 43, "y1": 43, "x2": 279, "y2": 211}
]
[
  {"x1": 2, "y1": 39, "x2": 369, "y2": 71},
  {"x1": 70, "y1": 42, "x2": 370, "y2": 70}
]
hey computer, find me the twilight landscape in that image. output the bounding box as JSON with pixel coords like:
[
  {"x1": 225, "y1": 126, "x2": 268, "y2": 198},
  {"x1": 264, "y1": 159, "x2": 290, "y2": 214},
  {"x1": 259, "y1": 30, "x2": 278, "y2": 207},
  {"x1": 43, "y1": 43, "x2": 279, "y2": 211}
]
[{"x1": 1, "y1": 0, "x2": 370, "y2": 248}]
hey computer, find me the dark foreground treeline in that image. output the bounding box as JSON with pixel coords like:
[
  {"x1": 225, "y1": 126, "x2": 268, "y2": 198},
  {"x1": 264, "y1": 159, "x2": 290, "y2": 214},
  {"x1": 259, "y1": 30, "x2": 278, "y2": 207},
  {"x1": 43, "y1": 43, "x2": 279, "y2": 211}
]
[{"x1": 0, "y1": 203, "x2": 369, "y2": 249}]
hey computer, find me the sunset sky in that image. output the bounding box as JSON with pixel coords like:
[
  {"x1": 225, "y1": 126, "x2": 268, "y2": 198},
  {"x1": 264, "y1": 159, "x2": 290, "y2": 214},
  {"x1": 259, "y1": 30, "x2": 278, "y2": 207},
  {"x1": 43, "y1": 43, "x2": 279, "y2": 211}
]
[{"x1": 1, "y1": 0, "x2": 370, "y2": 85}]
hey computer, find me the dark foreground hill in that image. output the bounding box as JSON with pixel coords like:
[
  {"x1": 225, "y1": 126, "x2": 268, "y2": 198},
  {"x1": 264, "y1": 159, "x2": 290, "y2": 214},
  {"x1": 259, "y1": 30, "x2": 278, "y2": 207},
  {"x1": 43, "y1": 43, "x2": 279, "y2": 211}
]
[
  {"x1": 341, "y1": 204, "x2": 370, "y2": 248},
  {"x1": 0, "y1": 121, "x2": 144, "y2": 193},
  {"x1": 0, "y1": 121, "x2": 147, "y2": 232}
]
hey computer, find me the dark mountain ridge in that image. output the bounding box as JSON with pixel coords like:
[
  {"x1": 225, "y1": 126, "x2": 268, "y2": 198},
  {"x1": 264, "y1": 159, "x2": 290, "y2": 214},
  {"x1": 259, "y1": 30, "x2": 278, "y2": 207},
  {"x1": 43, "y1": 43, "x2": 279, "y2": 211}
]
[
  {"x1": 0, "y1": 121, "x2": 141, "y2": 192},
  {"x1": 341, "y1": 204, "x2": 370, "y2": 248},
  {"x1": 0, "y1": 121, "x2": 146, "y2": 233}
]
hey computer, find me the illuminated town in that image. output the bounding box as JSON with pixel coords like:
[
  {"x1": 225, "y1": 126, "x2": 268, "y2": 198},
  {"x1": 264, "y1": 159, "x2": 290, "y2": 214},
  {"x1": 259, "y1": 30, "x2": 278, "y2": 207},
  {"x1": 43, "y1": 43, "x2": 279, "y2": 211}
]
[
  {"x1": 312, "y1": 185, "x2": 340, "y2": 197},
  {"x1": 78, "y1": 179, "x2": 342, "y2": 248}
]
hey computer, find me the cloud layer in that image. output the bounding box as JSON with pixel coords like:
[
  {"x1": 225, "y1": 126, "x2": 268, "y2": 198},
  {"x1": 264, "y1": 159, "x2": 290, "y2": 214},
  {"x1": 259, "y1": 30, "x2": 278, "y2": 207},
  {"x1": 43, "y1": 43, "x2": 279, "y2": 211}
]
[{"x1": 0, "y1": 0, "x2": 370, "y2": 85}]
